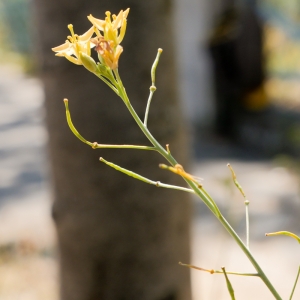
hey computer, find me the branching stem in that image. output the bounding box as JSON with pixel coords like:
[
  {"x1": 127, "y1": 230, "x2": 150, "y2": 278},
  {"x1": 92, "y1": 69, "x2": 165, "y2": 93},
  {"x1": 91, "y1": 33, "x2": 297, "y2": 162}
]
[
  {"x1": 112, "y1": 68, "x2": 282, "y2": 300},
  {"x1": 228, "y1": 163, "x2": 250, "y2": 249},
  {"x1": 179, "y1": 262, "x2": 259, "y2": 277},
  {"x1": 100, "y1": 157, "x2": 195, "y2": 194}
]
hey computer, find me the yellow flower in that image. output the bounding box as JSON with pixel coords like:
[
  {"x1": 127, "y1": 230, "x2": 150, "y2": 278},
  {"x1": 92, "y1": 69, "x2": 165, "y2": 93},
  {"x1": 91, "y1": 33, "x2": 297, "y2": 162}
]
[
  {"x1": 88, "y1": 8, "x2": 129, "y2": 69},
  {"x1": 88, "y1": 9, "x2": 129, "y2": 46},
  {"x1": 52, "y1": 25, "x2": 95, "y2": 65}
]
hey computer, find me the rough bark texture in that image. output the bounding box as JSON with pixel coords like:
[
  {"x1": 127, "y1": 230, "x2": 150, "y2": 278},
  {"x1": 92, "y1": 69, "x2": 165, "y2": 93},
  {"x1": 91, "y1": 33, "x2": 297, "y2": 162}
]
[{"x1": 33, "y1": 1, "x2": 192, "y2": 299}]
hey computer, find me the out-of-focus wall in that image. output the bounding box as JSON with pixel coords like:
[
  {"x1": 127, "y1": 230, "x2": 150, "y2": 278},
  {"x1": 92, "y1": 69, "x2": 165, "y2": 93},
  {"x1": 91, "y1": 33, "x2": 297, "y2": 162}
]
[{"x1": 173, "y1": 0, "x2": 216, "y2": 127}]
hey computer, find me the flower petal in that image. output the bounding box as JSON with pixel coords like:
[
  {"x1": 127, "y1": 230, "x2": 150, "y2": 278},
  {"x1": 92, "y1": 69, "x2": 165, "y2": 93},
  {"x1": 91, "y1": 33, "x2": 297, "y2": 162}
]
[
  {"x1": 123, "y1": 8, "x2": 130, "y2": 19},
  {"x1": 52, "y1": 41, "x2": 71, "y2": 53},
  {"x1": 87, "y1": 14, "x2": 105, "y2": 31},
  {"x1": 112, "y1": 10, "x2": 124, "y2": 30},
  {"x1": 65, "y1": 54, "x2": 81, "y2": 65},
  {"x1": 79, "y1": 26, "x2": 95, "y2": 43},
  {"x1": 117, "y1": 19, "x2": 127, "y2": 44}
]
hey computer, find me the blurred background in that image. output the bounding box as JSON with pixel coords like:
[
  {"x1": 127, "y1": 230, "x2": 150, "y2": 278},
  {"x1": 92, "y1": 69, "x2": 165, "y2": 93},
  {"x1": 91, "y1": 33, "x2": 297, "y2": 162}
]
[{"x1": 0, "y1": 0, "x2": 300, "y2": 299}]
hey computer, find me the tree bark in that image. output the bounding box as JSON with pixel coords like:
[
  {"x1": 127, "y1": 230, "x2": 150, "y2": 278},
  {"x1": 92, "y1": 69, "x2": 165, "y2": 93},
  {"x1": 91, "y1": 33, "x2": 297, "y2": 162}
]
[{"x1": 33, "y1": 1, "x2": 191, "y2": 299}]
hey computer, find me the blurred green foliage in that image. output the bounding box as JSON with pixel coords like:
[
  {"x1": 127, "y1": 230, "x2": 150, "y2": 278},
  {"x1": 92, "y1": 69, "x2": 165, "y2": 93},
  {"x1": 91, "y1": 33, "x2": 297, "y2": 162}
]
[
  {"x1": 0, "y1": 0, "x2": 33, "y2": 70},
  {"x1": 259, "y1": 0, "x2": 300, "y2": 107},
  {"x1": 261, "y1": 0, "x2": 300, "y2": 23}
]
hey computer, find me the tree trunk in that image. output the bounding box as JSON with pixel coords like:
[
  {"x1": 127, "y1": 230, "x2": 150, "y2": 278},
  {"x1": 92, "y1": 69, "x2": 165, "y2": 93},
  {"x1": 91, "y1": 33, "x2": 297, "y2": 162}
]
[{"x1": 33, "y1": 1, "x2": 191, "y2": 299}]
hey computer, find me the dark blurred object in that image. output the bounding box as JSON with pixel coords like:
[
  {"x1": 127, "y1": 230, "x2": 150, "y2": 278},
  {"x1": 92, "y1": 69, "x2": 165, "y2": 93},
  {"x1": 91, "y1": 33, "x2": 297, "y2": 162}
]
[
  {"x1": 209, "y1": 2, "x2": 267, "y2": 138},
  {"x1": 33, "y1": 1, "x2": 191, "y2": 300},
  {"x1": 235, "y1": 105, "x2": 300, "y2": 156},
  {"x1": 208, "y1": 2, "x2": 300, "y2": 157}
]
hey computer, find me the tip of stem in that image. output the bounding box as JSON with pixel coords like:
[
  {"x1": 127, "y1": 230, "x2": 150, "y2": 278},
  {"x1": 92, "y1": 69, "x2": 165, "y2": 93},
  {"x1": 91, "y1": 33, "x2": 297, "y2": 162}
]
[
  {"x1": 227, "y1": 163, "x2": 230, "y2": 167},
  {"x1": 166, "y1": 144, "x2": 170, "y2": 153},
  {"x1": 158, "y1": 48, "x2": 163, "y2": 53},
  {"x1": 159, "y1": 164, "x2": 167, "y2": 169},
  {"x1": 99, "y1": 157, "x2": 103, "y2": 161},
  {"x1": 63, "y1": 98, "x2": 68, "y2": 103}
]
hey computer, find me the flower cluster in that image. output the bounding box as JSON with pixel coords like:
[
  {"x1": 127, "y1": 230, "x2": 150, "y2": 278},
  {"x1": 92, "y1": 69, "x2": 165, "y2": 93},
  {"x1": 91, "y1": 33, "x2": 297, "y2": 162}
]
[{"x1": 52, "y1": 9, "x2": 129, "y2": 70}]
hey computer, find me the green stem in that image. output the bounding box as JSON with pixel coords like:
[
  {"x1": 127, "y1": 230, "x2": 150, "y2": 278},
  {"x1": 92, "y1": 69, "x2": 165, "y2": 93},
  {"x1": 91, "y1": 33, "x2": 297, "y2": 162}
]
[
  {"x1": 227, "y1": 164, "x2": 250, "y2": 249},
  {"x1": 96, "y1": 74, "x2": 119, "y2": 95},
  {"x1": 113, "y1": 69, "x2": 282, "y2": 300},
  {"x1": 100, "y1": 157, "x2": 195, "y2": 194},
  {"x1": 290, "y1": 266, "x2": 300, "y2": 300},
  {"x1": 114, "y1": 69, "x2": 218, "y2": 216},
  {"x1": 218, "y1": 215, "x2": 282, "y2": 300},
  {"x1": 245, "y1": 200, "x2": 250, "y2": 249},
  {"x1": 64, "y1": 99, "x2": 156, "y2": 151},
  {"x1": 266, "y1": 231, "x2": 300, "y2": 244},
  {"x1": 155, "y1": 182, "x2": 195, "y2": 193},
  {"x1": 93, "y1": 143, "x2": 156, "y2": 151},
  {"x1": 179, "y1": 262, "x2": 259, "y2": 277},
  {"x1": 144, "y1": 49, "x2": 162, "y2": 127},
  {"x1": 144, "y1": 87, "x2": 156, "y2": 127}
]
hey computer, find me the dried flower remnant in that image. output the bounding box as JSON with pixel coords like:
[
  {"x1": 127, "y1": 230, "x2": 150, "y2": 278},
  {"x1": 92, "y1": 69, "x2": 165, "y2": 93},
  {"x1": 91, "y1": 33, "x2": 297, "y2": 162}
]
[
  {"x1": 159, "y1": 164, "x2": 203, "y2": 188},
  {"x1": 91, "y1": 36, "x2": 123, "y2": 70}
]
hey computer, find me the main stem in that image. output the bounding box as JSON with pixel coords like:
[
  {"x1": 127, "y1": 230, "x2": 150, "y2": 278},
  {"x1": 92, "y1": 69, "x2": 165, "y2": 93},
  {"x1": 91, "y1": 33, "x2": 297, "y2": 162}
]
[
  {"x1": 218, "y1": 215, "x2": 281, "y2": 299},
  {"x1": 114, "y1": 70, "x2": 282, "y2": 300}
]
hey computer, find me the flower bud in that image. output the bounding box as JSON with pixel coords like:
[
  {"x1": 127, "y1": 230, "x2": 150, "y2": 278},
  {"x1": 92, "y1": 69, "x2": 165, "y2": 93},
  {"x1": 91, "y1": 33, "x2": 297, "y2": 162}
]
[
  {"x1": 79, "y1": 52, "x2": 97, "y2": 73},
  {"x1": 97, "y1": 63, "x2": 108, "y2": 75}
]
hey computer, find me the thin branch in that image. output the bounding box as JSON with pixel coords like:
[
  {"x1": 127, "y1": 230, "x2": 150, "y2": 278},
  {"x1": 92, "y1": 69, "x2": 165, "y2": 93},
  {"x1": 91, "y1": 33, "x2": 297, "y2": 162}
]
[
  {"x1": 228, "y1": 163, "x2": 250, "y2": 249},
  {"x1": 96, "y1": 74, "x2": 119, "y2": 95},
  {"x1": 266, "y1": 231, "x2": 300, "y2": 244},
  {"x1": 179, "y1": 262, "x2": 259, "y2": 277},
  {"x1": 144, "y1": 48, "x2": 163, "y2": 127},
  {"x1": 92, "y1": 143, "x2": 156, "y2": 151},
  {"x1": 64, "y1": 99, "x2": 154, "y2": 151},
  {"x1": 290, "y1": 266, "x2": 300, "y2": 300},
  {"x1": 100, "y1": 157, "x2": 195, "y2": 194}
]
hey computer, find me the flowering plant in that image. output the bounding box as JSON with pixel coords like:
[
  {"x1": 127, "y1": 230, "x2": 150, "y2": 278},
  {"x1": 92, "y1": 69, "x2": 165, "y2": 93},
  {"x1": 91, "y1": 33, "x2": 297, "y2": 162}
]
[{"x1": 53, "y1": 9, "x2": 300, "y2": 300}]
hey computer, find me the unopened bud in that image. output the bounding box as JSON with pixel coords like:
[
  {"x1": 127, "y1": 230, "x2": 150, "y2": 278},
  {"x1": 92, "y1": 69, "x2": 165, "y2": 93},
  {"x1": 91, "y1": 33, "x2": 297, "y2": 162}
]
[
  {"x1": 79, "y1": 52, "x2": 97, "y2": 73},
  {"x1": 97, "y1": 63, "x2": 108, "y2": 76}
]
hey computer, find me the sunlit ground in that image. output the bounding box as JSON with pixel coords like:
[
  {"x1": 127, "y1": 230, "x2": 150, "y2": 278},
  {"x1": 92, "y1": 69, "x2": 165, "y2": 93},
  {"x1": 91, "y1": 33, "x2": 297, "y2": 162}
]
[{"x1": 0, "y1": 64, "x2": 58, "y2": 300}]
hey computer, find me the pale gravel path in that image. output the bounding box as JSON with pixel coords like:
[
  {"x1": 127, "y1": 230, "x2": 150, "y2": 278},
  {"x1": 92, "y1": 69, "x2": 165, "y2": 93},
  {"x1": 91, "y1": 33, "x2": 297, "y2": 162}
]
[{"x1": 0, "y1": 65, "x2": 58, "y2": 300}]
